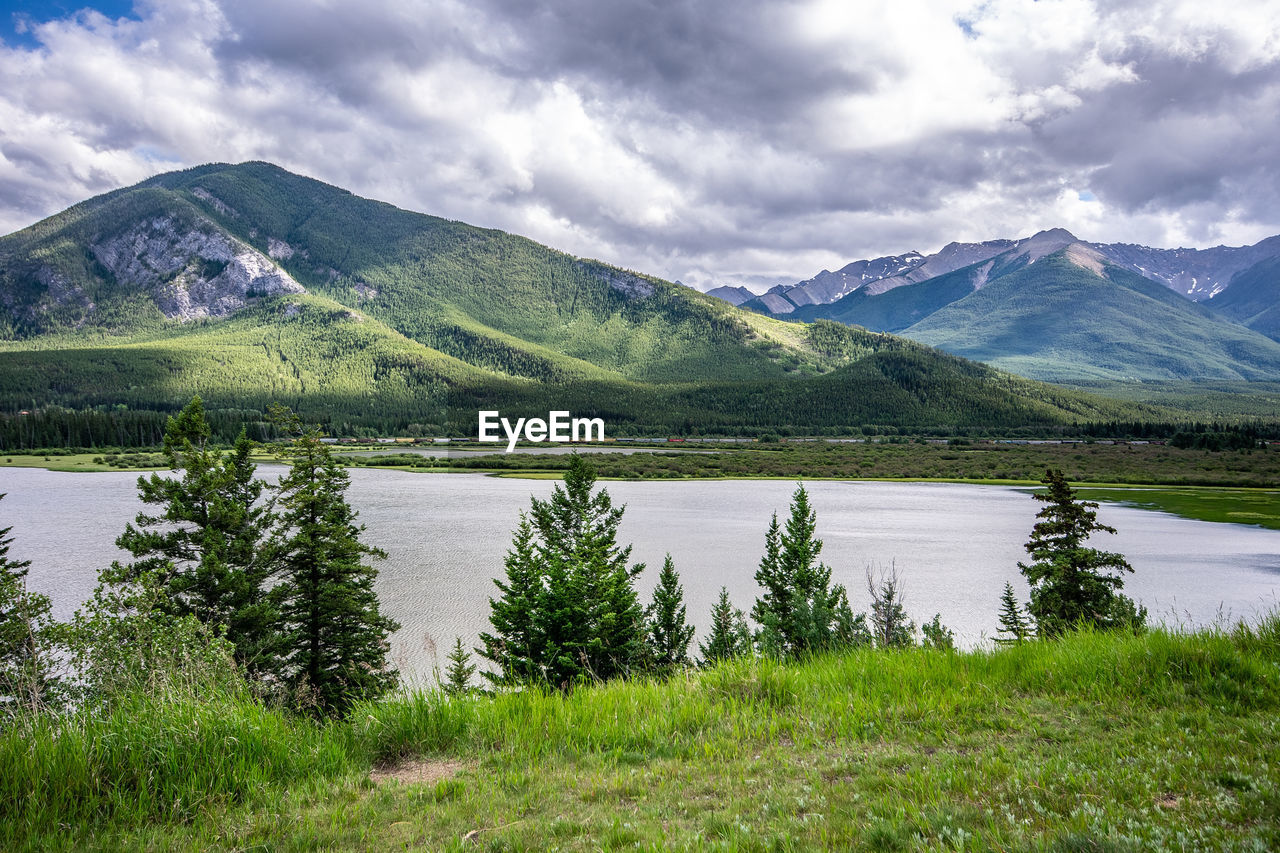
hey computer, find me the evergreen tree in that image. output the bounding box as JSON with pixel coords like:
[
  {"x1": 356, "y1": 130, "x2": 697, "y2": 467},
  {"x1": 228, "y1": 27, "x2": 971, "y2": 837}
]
[
  {"x1": 443, "y1": 637, "x2": 476, "y2": 697},
  {"x1": 108, "y1": 396, "x2": 276, "y2": 672},
  {"x1": 0, "y1": 494, "x2": 58, "y2": 713},
  {"x1": 645, "y1": 554, "x2": 695, "y2": 675},
  {"x1": 752, "y1": 484, "x2": 851, "y2": 657},
  {"x1": 752, "y1": 513, "x2": 789, "y2": 655},
  {"x1": 481, "y1": 454, "x2": 644, "y2": 688},
  {"x1": 699, "y1": 587, "x2": 753, "y2": 665},
  {"x1": 995, "y1": 582, "x2": 1033, "y2": 645},
  {"x1": 867, "y1": 565, "x2": 914, "y2": 648},
  {"x1": 921, "y1": 614, "x2": 955, "y2": 651},
  {"x1": 269, "y1": 416, "x2": 399, "y2": 715},
  {"x1": 1018, "y1": 469, "x2": 1146, "y2": 637},
  {"x1": 478, "y1": 515, "x2": 544, "y2": 686}
]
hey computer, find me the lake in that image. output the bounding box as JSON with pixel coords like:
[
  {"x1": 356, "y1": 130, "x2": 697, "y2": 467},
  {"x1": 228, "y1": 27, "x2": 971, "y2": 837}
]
[{"x1": 3, "y1": 466, "x2": 1278, "y2": 684}]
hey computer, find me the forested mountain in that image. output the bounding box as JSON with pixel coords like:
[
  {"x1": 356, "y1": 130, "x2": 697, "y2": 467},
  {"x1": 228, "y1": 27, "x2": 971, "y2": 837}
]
[
  {"x1": 0, "y1": 163, "x2": 1167, "y2": 441},
  {"x1": 905, "y1": 251, "x2": 1280, "y2": 381},
  {"x1": 1204, "y1": 255, "x2": 1280, "y2": 342},
  {"x1": 739, "y1": 229, "x2": 1280, "y2": 383}
]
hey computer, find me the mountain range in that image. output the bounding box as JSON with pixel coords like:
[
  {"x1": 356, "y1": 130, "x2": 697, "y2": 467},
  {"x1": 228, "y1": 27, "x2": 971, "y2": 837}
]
[
  {"x1": 0, "y1": 162, "x2": 1160, "y2": 437},
  {"x1": 722, "y1": 229, "x2": 1280, "y2": 382}
]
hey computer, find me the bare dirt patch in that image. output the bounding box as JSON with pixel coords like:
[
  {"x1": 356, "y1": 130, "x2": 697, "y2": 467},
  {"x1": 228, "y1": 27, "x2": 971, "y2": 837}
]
[{"x1": 370, "y1": 757, "x2": 470, "y2": 786}]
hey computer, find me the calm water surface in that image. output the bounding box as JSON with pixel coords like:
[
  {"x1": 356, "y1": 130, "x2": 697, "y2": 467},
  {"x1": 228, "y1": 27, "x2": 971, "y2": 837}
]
[{"x1": 3, "y1": 466, "x2": 1277, "y2": 683}]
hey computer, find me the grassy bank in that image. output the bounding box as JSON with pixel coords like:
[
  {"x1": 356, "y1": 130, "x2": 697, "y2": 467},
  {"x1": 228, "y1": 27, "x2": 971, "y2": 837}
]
[
  {"x1": 346, "y1": 441, "x2": 1280, "y2": 487},
  {"x1": 0, "y1": 451, "x2": 169, "y2": 473},
  {"x1": 7, "y1": 441, "x2": 1278, "y2": 488},
  {"x1": 1075, "y1": 486, "x2": 1280, "y2": 531},
  {"x1": 4, "y1": 619, "x2": 1278, "y2": 851}
]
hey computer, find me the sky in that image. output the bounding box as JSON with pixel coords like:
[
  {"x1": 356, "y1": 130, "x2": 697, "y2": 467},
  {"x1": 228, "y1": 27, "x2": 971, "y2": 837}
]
[{"x1": 1, "y1": 1, "x2": 1278, "y2": 292}]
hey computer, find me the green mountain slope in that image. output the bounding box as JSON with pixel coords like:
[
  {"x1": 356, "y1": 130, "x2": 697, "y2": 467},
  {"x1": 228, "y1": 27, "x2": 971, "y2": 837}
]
[
  {"x1": 900, "y1": 252, "x2": 1280, "y2": 382},
  {"x1": 0, "y1": 163, "x2": 1170, "y2": 437},
  {"x1": 1206, "y1": 255, "x2": 1280, "y2": 342},
  {"x1": 1, "y1": 162, "x2": 823, "y2": 383}
]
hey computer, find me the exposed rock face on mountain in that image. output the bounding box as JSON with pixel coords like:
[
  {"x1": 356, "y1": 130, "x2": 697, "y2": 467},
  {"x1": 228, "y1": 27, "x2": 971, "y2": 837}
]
[
  {"x1": 861, "y1": 239, "x2": 1016, "y2": 295},
  {"x1": 91, "y1": 216, "x2": 304, "y2": 321},
  {"x1": 1091, "y1": 235, "x2": 1280, "y2": 300},
  {"x1": 774, "y1": 251, "x2": 926, "y2": 305}
]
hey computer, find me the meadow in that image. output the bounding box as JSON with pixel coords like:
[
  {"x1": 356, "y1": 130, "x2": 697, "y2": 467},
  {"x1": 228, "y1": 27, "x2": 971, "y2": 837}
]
[{"x1": 3, "y1": 619, "x2": 1277, "y2": 851}]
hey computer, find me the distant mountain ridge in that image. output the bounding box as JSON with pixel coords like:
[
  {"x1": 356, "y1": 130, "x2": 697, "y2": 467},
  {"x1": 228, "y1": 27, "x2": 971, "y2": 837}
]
[
  {"x1": 721, "y1": 228, "x2": 1280, "y2": 383},
  {"x1": 731, "y1": 229, "x2": 1280, "y2": 316}
]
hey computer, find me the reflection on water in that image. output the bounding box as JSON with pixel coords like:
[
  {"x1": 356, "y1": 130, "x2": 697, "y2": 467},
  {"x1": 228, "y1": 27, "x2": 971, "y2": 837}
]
[{"x1": 3, "y1": 467, "x2": 1277, "y2": 684}]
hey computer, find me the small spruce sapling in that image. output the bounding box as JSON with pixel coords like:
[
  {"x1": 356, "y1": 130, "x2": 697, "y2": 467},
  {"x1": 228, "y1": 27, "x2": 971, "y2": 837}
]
[
  {"x1": 867, "y1": 564, "x2": 914, "y2": 648},
  {"x1": 645, "y1": 554, "x2": 695, "y2": 675},
  {"x1": 699, "y1": 587, "x2": 753, "y2": 665},
  {"x1": 995, "y1": 581, "x2": 1033, "y2": 645},
  {"x1": 444, "y1": 637, "x2": 476, "y2": 697}
]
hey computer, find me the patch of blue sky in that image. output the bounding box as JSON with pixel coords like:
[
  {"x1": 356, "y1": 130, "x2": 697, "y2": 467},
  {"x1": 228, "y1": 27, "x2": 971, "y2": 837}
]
[{"x1": 0, "y1": 1, "x2": 138, "y2": 48}]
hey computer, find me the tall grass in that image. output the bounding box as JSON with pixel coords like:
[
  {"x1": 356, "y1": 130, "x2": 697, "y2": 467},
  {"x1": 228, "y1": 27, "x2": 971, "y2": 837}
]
[
  {"x1": 0, "y1": 686, "x2": 356, "y2": 847},
  {"x1": 353, "y1": 615, "x2": 1280, "y2": 764},
  {"x1": 3, "y1": 615, "x2": 1277, "y2": 849}
]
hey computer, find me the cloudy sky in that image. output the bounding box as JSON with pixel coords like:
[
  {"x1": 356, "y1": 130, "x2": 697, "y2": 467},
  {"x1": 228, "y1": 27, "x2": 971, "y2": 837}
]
[{"x1": 1, "y1": 0, "x2": 1278, "y2": 291}]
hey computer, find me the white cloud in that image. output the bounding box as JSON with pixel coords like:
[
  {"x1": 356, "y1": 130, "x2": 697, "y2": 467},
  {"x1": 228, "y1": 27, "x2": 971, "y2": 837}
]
[{"x1": 0, "y1": 0, "x2": 1277, "y2": 288}]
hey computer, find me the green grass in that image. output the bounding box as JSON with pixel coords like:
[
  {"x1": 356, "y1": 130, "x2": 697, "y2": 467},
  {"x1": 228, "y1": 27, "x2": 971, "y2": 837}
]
[
  {"x1": 0, "y1": 452, "x2": 172, "y2": 472},
  {"x1": 1076, "y1": 486, "x2": 1280, "y2": 530},
  {"x1": 5, "y1": 619, "x2": 1279, "y2": 850},
  {"x1": 346, "y1": 440, "x2": 1280, "y2": 488}
]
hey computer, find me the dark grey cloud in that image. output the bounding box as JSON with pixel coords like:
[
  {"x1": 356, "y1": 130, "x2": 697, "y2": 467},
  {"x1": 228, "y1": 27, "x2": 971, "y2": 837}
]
[
  {"x1": 0, "y1": 0, "x2": 1278, "y2": 291},
  {"x1": 466, "y1": 0, "x2": 877, "y2": 131}
]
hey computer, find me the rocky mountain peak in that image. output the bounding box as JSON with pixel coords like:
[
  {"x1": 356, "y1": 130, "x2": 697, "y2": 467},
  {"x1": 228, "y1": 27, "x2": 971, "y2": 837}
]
[{"x1": 1009, "y1": 229, "x2": 1080, "y2": 265}]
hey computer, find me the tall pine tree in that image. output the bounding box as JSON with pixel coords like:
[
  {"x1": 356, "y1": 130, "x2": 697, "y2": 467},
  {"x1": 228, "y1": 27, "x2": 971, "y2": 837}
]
[
  {"x1": 269, "y1": 414, "x2": 399, "y2": 715},
  {"x1": 481, "y1": 455, "x2": 644, "y2": 688},
  {"x1": 752, "y1": 484, "x2": 851, "y2": 657},
  {"x1": 645, "y1": 554, "x2": 695, "y2": 675},
  {"x1": 1018, "y1": 469, "x2": 1146, "y2": 637},
  {"x1": 478, "y1": 515, "x2": 544, "y2": 686},
  {"x1": 108, "y1": 396, "x2": 276, "y2": 672}
]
